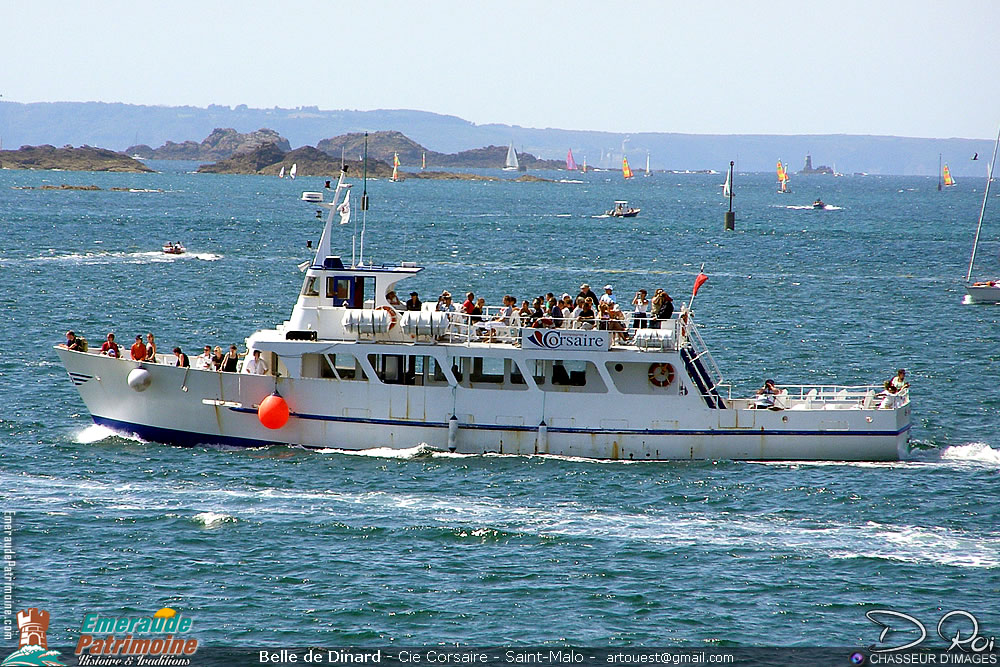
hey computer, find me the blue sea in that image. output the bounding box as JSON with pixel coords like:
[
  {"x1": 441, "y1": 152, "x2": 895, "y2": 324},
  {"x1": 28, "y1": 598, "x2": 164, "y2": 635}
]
[{"x1": 1, "y1": 162, "x2": 999, "y2": 653}]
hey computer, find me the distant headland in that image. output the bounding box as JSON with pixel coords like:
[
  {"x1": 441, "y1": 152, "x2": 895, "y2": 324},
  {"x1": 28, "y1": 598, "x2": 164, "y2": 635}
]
[{"x1": 0, "y1": 145, "x2": 152, "y2": 172}]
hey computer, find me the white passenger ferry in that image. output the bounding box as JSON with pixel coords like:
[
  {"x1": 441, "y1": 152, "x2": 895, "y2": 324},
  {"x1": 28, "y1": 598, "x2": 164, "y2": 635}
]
[{"x1": 56, "y1": 169, "x2": 911, "y2": 461}]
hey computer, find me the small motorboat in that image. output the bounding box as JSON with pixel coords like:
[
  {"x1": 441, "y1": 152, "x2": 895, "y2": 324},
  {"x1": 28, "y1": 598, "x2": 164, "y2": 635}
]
[
  {"x1": 607, "y1": 201, "x2": 640, "y2": 217},
  {"x1": 812, "y1": 200, "x2": 826, "y2": 209},
  {"x1": 163, "y1": 242, "x2": 186, "y2": 255}
]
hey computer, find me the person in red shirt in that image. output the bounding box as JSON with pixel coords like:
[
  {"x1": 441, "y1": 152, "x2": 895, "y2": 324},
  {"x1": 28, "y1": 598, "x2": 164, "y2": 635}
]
[
  {"x1": 130, "y1": 335, "x2": 147, "y2": 361},
  {"x1": 100, "y1": 333, "x2": 121, "y2": 358}
]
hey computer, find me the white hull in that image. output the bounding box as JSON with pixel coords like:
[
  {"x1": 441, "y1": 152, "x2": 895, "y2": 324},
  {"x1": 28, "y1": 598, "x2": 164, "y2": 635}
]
[
  {"x1": 965, "y1": 284, "x2": 1000, "y2": 303},
  {"x1": 57, "y1": 347, "x2": 909, "y2": 461}
]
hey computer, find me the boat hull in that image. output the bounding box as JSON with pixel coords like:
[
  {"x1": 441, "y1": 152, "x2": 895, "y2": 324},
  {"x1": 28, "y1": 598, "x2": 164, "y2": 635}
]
[
  {"x1": 965, "y1": 284, "x2": 1000, "y2": 304},
  {"x1": 58, "y1": 349, "x2": 909, "y2": 462}
]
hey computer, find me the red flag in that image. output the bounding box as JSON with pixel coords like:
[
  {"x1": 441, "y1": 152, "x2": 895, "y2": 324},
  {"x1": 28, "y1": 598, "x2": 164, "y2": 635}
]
[{"x1": 692, "y1": 272, "x2": 708, "y2": 298}]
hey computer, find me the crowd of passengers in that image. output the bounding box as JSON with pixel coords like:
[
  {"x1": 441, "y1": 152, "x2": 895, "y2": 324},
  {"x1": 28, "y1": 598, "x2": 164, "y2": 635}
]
[
  {"x1": 59, "y1": 330, "x2": 270, "y2": 374},
  {"x1": 388, "y1": 283, "x2": 678, "y2": 343}
]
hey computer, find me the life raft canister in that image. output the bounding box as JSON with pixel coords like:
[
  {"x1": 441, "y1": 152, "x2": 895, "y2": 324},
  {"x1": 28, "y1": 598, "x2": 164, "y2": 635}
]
[{"x1": 648, "y1": 363, "x2": 675, "y2": 387}]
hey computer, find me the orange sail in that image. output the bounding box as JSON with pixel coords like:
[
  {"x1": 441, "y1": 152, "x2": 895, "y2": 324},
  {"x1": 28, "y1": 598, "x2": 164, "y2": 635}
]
[
  {"x1": 623, "y1": 157, "x2": 633, "y2": 179},
  {"x1": 777, "y1": 160, "x2": 789, "y2": 192},
  {"x1": 943, "y1": 164, "x2": 955, "y2": 187}
]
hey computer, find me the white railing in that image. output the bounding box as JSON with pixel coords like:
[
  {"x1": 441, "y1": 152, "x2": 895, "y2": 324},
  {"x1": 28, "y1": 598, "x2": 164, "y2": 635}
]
[
  {"x1": 433, "y1": 306, "x2": 685, "y2": 347},
  {"x1": 717, "y1": 383, "x2": 910, "y2": 411}
]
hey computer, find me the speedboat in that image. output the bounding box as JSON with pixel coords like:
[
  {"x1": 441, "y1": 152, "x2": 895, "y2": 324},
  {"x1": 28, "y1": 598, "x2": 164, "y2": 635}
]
[
  {"x1": 55, "y1": 167, "x2": 911, "y2": 461},
  {"x1": 607, "y1": 201, "x2": 640, "y2": 217},
  {"x1": 162, "y1": 243, "x2": 186, "y2": 255}
]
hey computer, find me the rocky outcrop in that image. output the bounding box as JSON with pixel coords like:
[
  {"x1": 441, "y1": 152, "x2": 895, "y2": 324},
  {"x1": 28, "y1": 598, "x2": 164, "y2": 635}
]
[
  {"x1": 127, "y1": 128, "x2": 291, "y2": 160},
  {"x1": 0, "y1": 145, "x2": 153, "y2": 172},
  {"x1": 196, "y1": 143, "x2": 394, "y2": 178},
  {"x1": 316, "y1": 132, "x2": 563, "y2": 169}
]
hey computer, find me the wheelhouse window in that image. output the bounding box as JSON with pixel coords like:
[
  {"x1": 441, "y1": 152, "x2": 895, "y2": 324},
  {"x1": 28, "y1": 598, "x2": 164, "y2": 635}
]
[{"x1": 302, "y1": 276, "x2": 319, "y2": 296}]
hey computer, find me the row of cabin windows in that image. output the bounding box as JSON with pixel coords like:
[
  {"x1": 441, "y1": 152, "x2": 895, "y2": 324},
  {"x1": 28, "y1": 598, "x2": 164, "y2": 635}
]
[
  {"x1": 301, "y1": 276, "x2": 376, "y2": 308},
  {"x1": 301, "y1": 353, "x2": 607, "y2": 392}
]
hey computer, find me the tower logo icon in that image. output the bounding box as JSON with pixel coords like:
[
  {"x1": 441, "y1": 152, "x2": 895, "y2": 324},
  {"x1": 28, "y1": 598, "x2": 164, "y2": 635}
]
[{"x1": 1, "y1": 608, "x2": 64, "y2": 666}]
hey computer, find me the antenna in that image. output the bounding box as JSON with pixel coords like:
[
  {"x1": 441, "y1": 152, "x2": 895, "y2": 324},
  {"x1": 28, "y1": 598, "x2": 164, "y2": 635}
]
[{"x1": 361, "y1": 133, "x2": 369, "y2": 265}]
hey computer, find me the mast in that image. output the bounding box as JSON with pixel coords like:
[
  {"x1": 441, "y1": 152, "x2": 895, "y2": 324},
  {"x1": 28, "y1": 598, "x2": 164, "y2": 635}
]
[
  {"x1": 312, "y1": 167, "x2": 352, "y2": 268},
  {"x1": 938, "y1": 153, "x2": 942, "y2": 191},
  {"x1": 965, "y1": 126, "x2": 1000, "y2": 283},
  {"x1": 358, "y1": 132, "x2": 370, "y2": 267}
]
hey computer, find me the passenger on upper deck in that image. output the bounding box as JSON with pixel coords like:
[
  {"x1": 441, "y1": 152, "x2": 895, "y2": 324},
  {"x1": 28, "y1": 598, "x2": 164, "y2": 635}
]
[
  {"x1": 549, "y1": 298, "x2": 563, "y2": 327},
  {"x1": 578, "y1": 283, "x2": 600, "y2": 305},
  {"x1": 173, "y1": 347, "x2": 190, "y2": 368},
  {"x1": 194, "y1": 345, "x2": 213, "y2": 370},
  {"x1": 889, "y1": 369, "x2": 909, "y2": 392},
  {"x1": 437, "y1": 291, "x2": 456, "y2": 313},
  {"x1": 100, "y1": 333, "x2": 121, "y2": 358},
  {"x1": 211, "y1": 346, "x2": 225, "y2": 371},
  {"x1": 243, "y1": 349, "x2": 268, "y2": 375},
  {"x1": 599, "y1": 285, "x2": 616, "y2": 306},
  {"x1": 386, "y1": 291, "x2": 403, "y2": 307},
  {"x1": 130, "y1": 335, "x2": 147, "y2": 361},
  {"x1": 752, "y1": 379, "x2": 779, "y2": 409},
  {"x1": 632, "y1": 289, "x2": 650, "y2": 329},
  {"x1": 577, "y1": 298, "x2": 596, "y2": 330},
  {"x1": 62, "y1": 330, "x2": 86, "y2": 351},
  {"x1": 221, "y1": 344, "x2": 242, "y2": 372},
  {"x1": 145, "y1": 333, "x2": 157, "y2": 361},
  {"x1": 405, "y1": 292, "x2": 422, "y2": 312},
  {"x1": 461, "y1": 292, "x2": 476, "y2": 314}
]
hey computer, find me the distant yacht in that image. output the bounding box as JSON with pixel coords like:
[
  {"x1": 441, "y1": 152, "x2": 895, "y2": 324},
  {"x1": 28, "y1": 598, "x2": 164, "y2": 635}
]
[{"x1": 503, "y1": 143, "x2": 519, "y2": 171}]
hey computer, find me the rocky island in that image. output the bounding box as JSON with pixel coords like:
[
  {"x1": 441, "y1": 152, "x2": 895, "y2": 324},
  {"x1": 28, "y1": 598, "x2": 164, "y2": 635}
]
[
  {"x1": 127, "y1": 128, "x2": 291, "y2": 160},
  {"x1": 0, "y1": 145, "x2": 153, "y2": 172},
  {"x1": 195, "y1": 130, "x2": 559, "y2": 179},
  {"x1": 798, "y1": 154, "x2": 834, "y2": 175}
]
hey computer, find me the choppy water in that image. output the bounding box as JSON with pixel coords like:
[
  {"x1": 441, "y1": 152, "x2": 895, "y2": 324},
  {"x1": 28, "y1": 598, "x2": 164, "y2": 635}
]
[{"x1": 1, "y1": 162, "x2": 999, "y2": 649}]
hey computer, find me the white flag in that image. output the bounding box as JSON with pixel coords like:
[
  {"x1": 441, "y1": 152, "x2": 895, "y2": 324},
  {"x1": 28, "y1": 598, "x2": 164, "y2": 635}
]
[{"x1": 338, "y1": 191, "x2": 351, "y2": 225}]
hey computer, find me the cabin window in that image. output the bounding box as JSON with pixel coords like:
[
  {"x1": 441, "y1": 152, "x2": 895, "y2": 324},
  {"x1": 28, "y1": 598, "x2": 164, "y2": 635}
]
[
  {"x1": 302, "y1": 276, "x2": 319, "y2": 297},
  {"x1": 451, "y1": 356, "x2": 528, "y2": 390},
  {"x1": 327, "y1": 277, "x2": 352, "y2": 306},
  {"x1": 367, "y1": 354, "x2": 406, "y2": 384},
  {"x1": 301, "y1": 353, "x2": 366, "y2": 381},
  {"x1": 531, "y1": 359, "x2": 607, "y2": 393}
]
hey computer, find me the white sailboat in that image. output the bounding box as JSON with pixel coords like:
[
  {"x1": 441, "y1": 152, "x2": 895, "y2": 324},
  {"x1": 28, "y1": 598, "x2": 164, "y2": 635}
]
[
  {"x1": 964, "y1": 126, "x2": 1000, "y2": 304},
  {"x1": 289, "y1": 163, "x2": 297, "y2": 180},
  {"x1": 503, "y1": 142, "x2": 519, "y2": 171},
  {"x1": 722, "y1": 169, "x2": 733, "y2": 198},
  {"x1": 644, "y1": 152, "x2": 651, "y2": 177},
  {"x1": 279, "y1": 166, "x2": 285, "y2": 179}
]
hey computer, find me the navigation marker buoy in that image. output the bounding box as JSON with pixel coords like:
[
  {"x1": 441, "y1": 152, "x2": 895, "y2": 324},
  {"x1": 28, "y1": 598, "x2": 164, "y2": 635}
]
[{"x1": 258, "y1": 393, "x2": 289, "y2": 429}]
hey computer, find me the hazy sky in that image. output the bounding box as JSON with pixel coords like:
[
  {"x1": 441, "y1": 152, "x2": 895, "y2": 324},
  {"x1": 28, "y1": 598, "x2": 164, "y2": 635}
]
[{"x1": 4, "y1": 0, "x2": 998, "y2": 139}]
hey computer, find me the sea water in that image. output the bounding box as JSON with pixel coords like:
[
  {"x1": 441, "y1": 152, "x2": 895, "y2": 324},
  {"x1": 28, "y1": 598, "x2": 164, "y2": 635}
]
[{"x1": 1, "y1": 163, "x2": 998, "y2": 648}]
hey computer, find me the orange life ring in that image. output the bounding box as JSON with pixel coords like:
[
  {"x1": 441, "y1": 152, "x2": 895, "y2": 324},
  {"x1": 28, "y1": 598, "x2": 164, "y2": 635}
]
[
  {"x1": 648, "y1": 363, "x2": 675, "y2": 387},
  {"x1": 377, "y1": 305, "x2": 398, "y2": 330}
]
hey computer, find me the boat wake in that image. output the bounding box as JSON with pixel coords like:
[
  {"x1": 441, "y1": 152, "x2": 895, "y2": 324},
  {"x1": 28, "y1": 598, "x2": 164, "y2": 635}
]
[
  {"x1": 74, "y1": 423, "x2": 142, "y2": 444},
  {"x1": 28, "y1": 250, "x2": 222, "y2": 264},
  {"x1": 783, "y1": 204, "x2": 843, "y2": 210},
  {"x1": 314, "y1": 443, "x2": 468, "y2": 459},
  {"x1": 192, "y1": 511, "x2": 237, "y2": 528}
]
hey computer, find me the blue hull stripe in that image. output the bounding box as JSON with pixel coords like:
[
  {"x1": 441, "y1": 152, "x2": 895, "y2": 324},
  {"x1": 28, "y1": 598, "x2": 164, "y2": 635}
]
[
  {"x1": 229, "y1": 406, "x2": 909, "y2": 437},
  {"x1": 94, "y1": 411, "x2": 908, "y2": 450}
]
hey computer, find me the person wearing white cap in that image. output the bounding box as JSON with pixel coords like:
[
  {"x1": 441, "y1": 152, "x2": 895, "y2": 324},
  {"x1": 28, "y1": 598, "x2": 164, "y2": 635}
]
[{"x1": 599, "y1": 284, "x2": 616, "y2": 305}]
